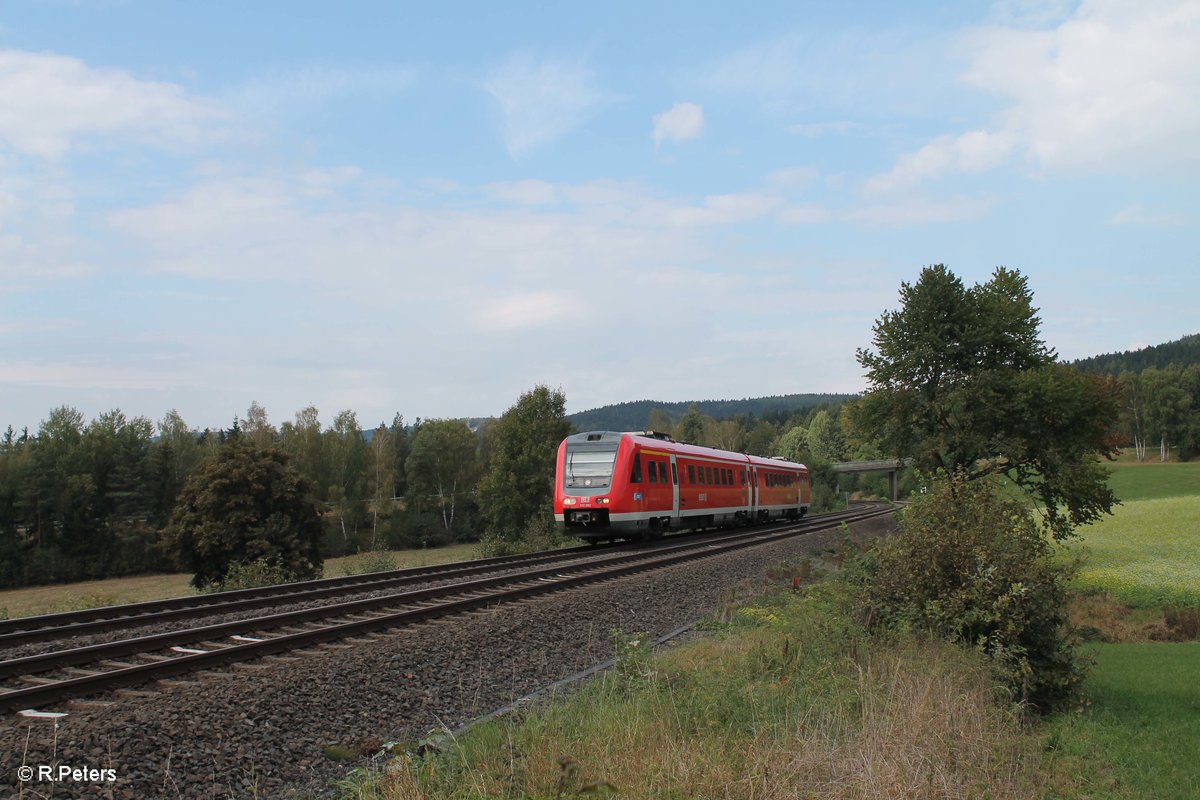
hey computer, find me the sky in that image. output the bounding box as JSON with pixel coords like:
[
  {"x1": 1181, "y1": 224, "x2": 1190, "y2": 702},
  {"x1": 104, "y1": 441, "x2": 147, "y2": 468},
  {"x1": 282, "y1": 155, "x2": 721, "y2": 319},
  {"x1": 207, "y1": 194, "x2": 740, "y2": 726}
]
[{"x1": 2, "y1": 0, "x2": 1198, "y2": 434}]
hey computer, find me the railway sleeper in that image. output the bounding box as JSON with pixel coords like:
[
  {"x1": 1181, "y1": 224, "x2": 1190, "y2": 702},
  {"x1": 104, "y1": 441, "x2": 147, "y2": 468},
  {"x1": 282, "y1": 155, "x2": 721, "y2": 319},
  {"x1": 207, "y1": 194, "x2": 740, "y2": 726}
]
[{"x1": 17, "y1": 675, "x2": 58, "y2": 686}]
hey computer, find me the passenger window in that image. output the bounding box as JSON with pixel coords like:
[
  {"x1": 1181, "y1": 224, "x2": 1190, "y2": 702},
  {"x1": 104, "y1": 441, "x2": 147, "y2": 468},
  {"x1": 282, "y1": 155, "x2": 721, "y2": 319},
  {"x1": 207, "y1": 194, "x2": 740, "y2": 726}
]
[
  {"x1": 698, "y1": 466, "x2": 705, "y2": 485},
  {"x1": 688, "y1": 465, "x2": 695, "y2": 484},
  {"x1": 648, "y1": 460, "x2": 657, "y2": 483},
  {"x1": 658, "y1": 462, "x2": 668, "y2": 484},
  {"x1": 726, "y1": 468, "x2": 733, "y2": 485},
  {"x1": 705, "y1": 466, "x2": 713, "y2": 484},
  {"x1": 630, "y1": 456, "x2": 642, "y2": 484},
  {"x1": 740, "y1": 470, "x2": 746, "y2": 485}
]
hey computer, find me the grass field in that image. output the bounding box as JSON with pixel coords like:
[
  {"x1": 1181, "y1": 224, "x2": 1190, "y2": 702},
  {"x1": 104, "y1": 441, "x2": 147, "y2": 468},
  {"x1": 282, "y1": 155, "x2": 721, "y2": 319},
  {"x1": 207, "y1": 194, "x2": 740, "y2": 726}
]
[
  {"x1": 0, "y1": 542, "x2": 480, "y2": 619},
  {"x1": 1045, "y1": 643, "x2": 1200, "y2": 800},
  {"x1": 1069, "y1": 495, "x2": 1200, "y2": 607},
  {"x1": 1047, "y1": 461, "x2": 1200, "y2": 798},
  {"x1": 1105, "y1": 460, "x2": 1200, "y2": 503}
]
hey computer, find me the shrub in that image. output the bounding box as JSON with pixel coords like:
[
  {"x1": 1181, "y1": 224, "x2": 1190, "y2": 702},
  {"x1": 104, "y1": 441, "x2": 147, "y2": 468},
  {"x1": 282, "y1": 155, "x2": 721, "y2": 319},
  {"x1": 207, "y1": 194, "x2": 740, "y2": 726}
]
[
  {"x1": 849, "y1": 469, "x2": 1085, "y2": 711},
  {"x1": 166, "y1": 443, "x2": 324, "y2": 588},
  {"x1": 341, "y1": 550, "x2": 397, "y2": 576},
  {"x1": 201, "y1": 557, "x2": 303, "y2": 593}
]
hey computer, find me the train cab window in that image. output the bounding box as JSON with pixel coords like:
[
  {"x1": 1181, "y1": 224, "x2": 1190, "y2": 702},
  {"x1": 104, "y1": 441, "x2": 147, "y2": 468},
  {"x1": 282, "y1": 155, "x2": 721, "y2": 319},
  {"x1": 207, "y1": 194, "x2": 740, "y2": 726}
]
[
  {"x1": 670, "y1": 462, "x2": 677, "y2": 485},
  {"x1": 647, "y1": 461, "x2": 657, "y2": 483},
  {"x1": 658, "y1": 462, "x2": 668, "y2": 484},
  {"x1": 630, "y1": 455, "x2": 642, "y2": 484},
  {"x1": 688, "y1": 464, "x2": 695, "y2": 484}
]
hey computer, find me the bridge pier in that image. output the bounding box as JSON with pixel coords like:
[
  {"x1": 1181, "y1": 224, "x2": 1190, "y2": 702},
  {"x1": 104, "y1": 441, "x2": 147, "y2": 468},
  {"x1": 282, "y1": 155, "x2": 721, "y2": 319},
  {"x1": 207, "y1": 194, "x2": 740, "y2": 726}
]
[{"x1": 831, "y1": 458, "x2": 905, "y2": 503}]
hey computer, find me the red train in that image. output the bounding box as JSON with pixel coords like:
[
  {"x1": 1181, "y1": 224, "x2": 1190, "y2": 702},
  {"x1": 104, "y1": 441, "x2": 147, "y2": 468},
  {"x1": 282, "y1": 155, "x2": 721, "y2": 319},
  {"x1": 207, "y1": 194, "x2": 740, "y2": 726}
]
[{"x1": 554, "y1": 430, "x2": 811, "y2": 542}]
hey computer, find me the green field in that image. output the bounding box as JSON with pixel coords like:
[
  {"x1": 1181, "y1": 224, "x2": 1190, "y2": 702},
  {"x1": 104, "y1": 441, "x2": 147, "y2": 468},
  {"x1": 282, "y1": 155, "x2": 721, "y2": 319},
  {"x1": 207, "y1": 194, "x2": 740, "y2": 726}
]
[
  {"x1": 1046, "y1": 643, "x2": 1200, "y2": 800},
  {"x1": 1069, "y1": 494, "x2": 1200, "y2": 607},
  {"x1": 1047, "y1": 462, "x2": 1200, "y2": 798},
  {"x1": 1106, "y1": 460, "x2": 1200, "y2": 503}
]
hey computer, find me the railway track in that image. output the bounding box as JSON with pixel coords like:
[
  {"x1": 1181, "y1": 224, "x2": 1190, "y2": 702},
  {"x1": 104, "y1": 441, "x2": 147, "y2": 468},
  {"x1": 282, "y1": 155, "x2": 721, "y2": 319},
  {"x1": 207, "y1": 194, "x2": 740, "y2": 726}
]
[{"x1": 1, "y1": 503, "x2": 893, "y2": 715}]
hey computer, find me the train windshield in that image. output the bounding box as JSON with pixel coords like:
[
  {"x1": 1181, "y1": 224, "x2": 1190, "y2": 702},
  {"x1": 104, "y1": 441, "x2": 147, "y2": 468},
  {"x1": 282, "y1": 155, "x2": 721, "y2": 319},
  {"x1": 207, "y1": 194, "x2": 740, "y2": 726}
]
[{"x1": 564, "y1": 446, "x2": 618, "y2": 488}]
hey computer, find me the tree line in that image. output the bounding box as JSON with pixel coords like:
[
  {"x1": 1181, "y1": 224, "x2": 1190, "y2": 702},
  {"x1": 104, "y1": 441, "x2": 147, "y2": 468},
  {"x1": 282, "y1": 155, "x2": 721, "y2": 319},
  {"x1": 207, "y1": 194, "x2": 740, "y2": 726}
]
[
  {"x1": 0, "y1": 387, "x2": 571, "y2": 589},
  {"x1": 1068, "y1": 333, "x2": 1200, "y2": 461}
]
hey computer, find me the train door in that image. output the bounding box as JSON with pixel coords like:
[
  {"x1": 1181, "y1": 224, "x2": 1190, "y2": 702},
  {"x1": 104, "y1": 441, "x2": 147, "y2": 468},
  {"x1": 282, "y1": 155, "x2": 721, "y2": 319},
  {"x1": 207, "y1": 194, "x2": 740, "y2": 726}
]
[
  {"x1": 749, "y1": 466, "x2": 758, "y2": 520},
  {"x1": 669, "y1": 454, "x2": 680, "y2": 527}
]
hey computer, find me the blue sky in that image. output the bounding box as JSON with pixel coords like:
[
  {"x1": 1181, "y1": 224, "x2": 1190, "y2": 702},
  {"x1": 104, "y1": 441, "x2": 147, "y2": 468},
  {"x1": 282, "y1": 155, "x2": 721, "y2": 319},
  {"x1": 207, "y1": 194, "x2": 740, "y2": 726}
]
[{"x1": 2, "y1": 0, "x2": 1197, "y2": 433}]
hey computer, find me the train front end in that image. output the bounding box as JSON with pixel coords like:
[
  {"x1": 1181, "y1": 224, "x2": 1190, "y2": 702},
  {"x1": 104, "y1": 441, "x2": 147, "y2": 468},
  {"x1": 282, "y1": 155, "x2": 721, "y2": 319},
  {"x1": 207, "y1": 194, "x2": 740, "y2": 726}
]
[{"x1": 554, "y1": 431, "x2": 626, "y2": 541}]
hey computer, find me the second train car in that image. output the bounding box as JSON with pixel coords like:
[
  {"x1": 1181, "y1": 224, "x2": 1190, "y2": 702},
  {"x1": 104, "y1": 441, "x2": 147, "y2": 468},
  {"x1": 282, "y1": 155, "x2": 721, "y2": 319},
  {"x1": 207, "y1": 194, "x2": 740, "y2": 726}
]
[{"x1": 554, "y1": 430, "x2": 811, "y2": 542}]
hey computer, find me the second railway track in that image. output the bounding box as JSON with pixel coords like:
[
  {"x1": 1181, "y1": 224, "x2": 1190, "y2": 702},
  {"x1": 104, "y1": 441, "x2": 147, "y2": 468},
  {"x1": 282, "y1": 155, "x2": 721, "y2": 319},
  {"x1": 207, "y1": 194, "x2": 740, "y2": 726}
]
[{"x1": 0, "y1": 503, "x2": 893, "y2": 715}]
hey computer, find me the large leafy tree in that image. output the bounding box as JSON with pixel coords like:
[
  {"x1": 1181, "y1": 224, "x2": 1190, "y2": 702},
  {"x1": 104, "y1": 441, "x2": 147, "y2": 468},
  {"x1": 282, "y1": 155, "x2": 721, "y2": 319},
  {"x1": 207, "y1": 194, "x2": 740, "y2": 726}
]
[
  {"x1": 166, "y1": 442, "x2": 323, "y2": 588},
  {"x1": 850, "y1": 264, "x2": 1121, "y2": 539},
  {"x1": 405, "y1": 419, "x2": 479, "y2": 530},
  {"x1": 477, "y1": 385, "x2": 574, "y2": 541}
]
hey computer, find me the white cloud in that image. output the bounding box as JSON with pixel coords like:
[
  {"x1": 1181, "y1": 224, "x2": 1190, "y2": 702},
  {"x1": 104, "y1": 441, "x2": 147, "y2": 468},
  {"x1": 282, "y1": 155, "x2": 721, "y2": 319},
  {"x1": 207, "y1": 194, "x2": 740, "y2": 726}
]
[
  {"x1": 845, "y1": 196, "x2": 994, "y2": 227},
  {"x1": 655, "y1": 192, "x2": 782, "y2": 227},
  {"x1": 778, "y1": 204, "x2": 833, "y2": 225},
  {"x1": 652, "y1": 101, "x2": 704, "y2": 146},
  {"x1": 484, "y1": 52, "x2": 617, "y2": 159},
  {"x1": 483, "y1": 179, "x2": 561, "y2": 206},
  {"x1": 766, "y1": 166, "x2": 819, "y2": 190},
  {"x1": 475, "y1": 291, "x2": 574, "y2": 331},
  {"x1": 869, "y1": 0, "x2": 1200, "y2": 191},
  {"x1": 230, "y1": 64, "x2": 416, "y2": 117},
  {"x1": 1108, "y1": 205, "x2": 1189, "y2": 226},
  {"x1": 787, "y1": 121, "x2": 865, "y2": 137},
  {"x1": 0, "y1": 49, "x2": 224, "y2": 159},
  {"x1": 866, "y1": 129, "x2": 1017, "y2": 195},
  {"x1": 707, "y1": 30, "x2": 956, "y2": 118}
]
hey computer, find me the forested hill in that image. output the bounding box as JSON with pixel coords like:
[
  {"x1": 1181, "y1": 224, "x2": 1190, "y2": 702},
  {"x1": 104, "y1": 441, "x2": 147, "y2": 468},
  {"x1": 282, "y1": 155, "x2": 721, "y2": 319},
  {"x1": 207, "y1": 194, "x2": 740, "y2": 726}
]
[
  {"x1": 1072, "y1": 333, "x2": 1200, "y2": 375},
  {"x1": 567, "y1": 393, "x2": 854, "y2": 433}
]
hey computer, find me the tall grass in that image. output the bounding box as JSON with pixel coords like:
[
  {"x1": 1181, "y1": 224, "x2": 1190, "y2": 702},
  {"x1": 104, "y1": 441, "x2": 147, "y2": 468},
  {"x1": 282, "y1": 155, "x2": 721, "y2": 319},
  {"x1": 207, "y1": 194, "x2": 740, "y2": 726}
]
[
  {"x1": 1069, "y1": 496, "x2": 1200, "y2": 608},
  {"x1": 338, "y1": 585, "x2": 1042, "y2": 799}
]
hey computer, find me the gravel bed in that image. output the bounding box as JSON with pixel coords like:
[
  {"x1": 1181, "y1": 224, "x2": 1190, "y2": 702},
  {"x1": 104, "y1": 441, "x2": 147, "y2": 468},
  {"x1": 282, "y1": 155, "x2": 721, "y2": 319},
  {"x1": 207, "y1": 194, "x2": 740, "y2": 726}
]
[
  {"x1": 0, "y1": 514, "x2": 897, "y2": 799},
  {"x1": 0, "y1": 550, "x2": 642, "y2": 662}
]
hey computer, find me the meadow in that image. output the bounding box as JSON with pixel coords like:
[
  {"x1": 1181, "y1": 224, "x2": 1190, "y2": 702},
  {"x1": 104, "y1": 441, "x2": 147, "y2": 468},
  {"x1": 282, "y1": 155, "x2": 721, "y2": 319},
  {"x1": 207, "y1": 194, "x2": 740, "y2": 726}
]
[
  {"x1": 1042, "y1": 460, "x2": 1200, "y2": 799},
  {"x1": 1067, "y1": 461, "x2": 1200, "y2": 607},
  {"x1": 0, "y1": 543, "x2": 479, "y2": 619}
]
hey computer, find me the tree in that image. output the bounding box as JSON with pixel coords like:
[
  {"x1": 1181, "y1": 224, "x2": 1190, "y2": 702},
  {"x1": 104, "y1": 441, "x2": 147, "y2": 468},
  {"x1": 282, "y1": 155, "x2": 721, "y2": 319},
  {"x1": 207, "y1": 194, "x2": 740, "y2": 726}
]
[
  {"x1": 807, "y1": 409, "x2": 844, "y2": 462},
  {"x1": 149, "y1": 410, "x2": 203, "y2": 526},
  {"x1": 774, "y1": 424, "x2": 809, "y2": 463},
  {"x1": 325, "y1": 410, "x2": 370, "y2": 544},
  {"x1": 243, "y1": 401, "x2": 277, "y2": 450},
  {"x1": 677, "y1": 403, "x2": 704, "y2": 444},
  {"x1": 279, "y1": 405, "x2": 326, "y2": 494},
  {"x1": 369, "y1": 423, "x2": 396, "y2": 548},
  {"x1": 646, "y1": 408, "x2": 674, "y2": 436},
  {"x1": 850, "y1": 265, "x2": 1121, "y2": 539},
  {"x1": 166, "y1": 442, "x2": 323, "y2": 588},
  {"x1": 477, "y1": 385, "x2": 574, "y2": 541},
  {"x1": 744, "y1": 420, "x2": 777, "y2": 456},
  {"x1": 405, "y1": 419, "x2": 478, "y2": 530}
]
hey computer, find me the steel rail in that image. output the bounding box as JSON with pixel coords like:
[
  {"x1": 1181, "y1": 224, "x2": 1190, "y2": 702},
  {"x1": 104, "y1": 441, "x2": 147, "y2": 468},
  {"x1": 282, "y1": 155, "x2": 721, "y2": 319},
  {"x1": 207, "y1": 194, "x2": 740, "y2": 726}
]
[
  {"x1": 0, "y1": 543, "x2": 609, "y2": 643},
  {"x1": 0, "y1": 510, "x2": 854, "y2": 646},
  {"x1": 0, "y1": 503, "x2": 894, "y2": 714}
]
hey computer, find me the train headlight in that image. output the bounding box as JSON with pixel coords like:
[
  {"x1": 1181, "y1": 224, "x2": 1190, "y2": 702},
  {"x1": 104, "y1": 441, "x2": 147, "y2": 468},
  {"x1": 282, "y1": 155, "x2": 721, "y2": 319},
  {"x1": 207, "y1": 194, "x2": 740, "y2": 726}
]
[
  {"x1": 563, "y1": 497, "x2": 577, "y2": 505},
  {"x1": 598, "y1": 497, "x2": 610, "y2": 504}
]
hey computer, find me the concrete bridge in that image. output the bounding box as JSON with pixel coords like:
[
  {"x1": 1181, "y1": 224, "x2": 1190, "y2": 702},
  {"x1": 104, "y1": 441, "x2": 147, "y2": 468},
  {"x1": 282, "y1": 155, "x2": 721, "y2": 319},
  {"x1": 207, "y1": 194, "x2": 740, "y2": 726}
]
[{"x1": 831, "y1": 459, "x2": 905, "y2": 501}]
